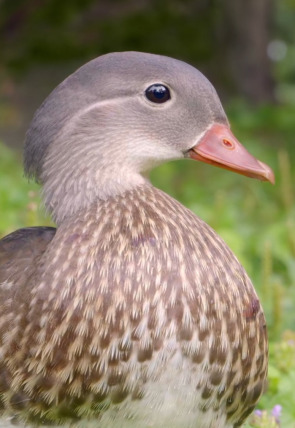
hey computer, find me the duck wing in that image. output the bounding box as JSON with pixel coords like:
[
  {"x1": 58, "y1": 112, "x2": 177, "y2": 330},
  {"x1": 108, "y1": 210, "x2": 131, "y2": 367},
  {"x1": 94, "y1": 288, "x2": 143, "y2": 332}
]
[{"x1": 0, "y1": 227, "x2": 56, "y2": 284}]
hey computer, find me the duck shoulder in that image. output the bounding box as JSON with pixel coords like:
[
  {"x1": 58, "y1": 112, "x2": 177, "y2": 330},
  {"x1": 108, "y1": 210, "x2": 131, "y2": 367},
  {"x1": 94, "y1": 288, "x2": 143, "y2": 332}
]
[{"x1": 0, "y1": 226, "x2": 56, "y2": 284}]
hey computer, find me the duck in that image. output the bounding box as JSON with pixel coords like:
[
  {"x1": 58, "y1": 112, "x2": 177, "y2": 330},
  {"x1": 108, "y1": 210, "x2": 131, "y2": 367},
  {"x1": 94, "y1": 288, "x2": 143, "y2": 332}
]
[{"x1": 0, "y1": 51, "x2": 274, "y2": 428}]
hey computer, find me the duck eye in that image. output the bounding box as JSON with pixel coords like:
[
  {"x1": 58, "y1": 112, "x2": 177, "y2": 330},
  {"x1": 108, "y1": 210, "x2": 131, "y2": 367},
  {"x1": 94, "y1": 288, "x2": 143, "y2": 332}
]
[{"x1": 145, "y1": 84, "x2": 171, "y2": 104}]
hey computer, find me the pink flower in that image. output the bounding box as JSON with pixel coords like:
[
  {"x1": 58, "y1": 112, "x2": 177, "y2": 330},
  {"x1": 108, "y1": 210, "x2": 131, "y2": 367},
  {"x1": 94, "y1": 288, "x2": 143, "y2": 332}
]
[{"x1": 271, "y1": 405, "x2": 282, "y2": 424}]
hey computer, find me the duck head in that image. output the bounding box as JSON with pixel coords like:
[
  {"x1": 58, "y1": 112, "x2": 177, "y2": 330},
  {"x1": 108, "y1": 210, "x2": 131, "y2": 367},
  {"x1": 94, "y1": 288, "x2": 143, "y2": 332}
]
[{"x1": 24, "y1": 51, "x2": 274, "y2": 224}]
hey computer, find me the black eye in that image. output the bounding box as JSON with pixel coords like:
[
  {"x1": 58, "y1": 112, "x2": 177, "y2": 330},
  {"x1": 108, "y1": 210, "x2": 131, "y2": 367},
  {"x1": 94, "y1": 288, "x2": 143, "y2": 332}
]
[{"x1": 145, "y1": 84, "x2": 171, "y2": 104}]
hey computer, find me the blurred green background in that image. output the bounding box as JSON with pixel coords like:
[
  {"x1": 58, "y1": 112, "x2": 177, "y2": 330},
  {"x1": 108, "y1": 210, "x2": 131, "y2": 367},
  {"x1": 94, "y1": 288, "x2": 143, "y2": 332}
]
[{"x1": 0, "y1": 0, "x2": 295, "y2": 426}]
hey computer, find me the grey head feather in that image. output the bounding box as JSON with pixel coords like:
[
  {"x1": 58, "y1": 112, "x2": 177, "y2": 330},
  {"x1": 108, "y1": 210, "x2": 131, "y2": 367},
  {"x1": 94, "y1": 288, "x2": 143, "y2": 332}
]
[{"x1": 24, "y1": 51, "x2": 227, "y2": 183}]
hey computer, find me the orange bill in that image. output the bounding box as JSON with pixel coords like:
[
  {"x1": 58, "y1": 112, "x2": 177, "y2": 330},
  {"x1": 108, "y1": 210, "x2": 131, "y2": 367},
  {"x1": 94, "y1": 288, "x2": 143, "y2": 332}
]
[{"x1": 189, "y1": 123, "x2": 275, "y2": 184}]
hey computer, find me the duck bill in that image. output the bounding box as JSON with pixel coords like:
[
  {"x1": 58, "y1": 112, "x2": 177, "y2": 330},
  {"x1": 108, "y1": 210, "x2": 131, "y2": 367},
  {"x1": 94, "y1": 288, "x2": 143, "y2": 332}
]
[{"x1": 189, "y1": 123, "x2": 275, "y2": 184}]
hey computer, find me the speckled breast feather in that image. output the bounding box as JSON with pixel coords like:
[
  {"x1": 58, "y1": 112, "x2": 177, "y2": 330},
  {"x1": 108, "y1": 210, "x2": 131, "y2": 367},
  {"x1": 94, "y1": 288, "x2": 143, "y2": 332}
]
[{"x1": 0, "y1": 185, "x2": 267, "y2": 428}]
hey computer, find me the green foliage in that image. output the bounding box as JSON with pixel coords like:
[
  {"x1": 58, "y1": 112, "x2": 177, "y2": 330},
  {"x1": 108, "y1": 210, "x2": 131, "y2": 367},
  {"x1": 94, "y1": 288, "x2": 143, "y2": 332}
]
[
  {"x1": 0, "y1": 102, "x2": 294, "y2": 425},
  {"x1": 0, "y1": 143, "x2": 51, "y2": 234}
]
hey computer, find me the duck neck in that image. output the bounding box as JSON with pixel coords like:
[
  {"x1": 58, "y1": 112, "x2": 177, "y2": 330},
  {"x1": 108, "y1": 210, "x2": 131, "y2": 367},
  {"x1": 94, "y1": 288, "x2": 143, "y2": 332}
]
[
  {"x1": 37, "y1": 103, "x2": 181, "y2": 225},
  {"x1": 42, "y1": 164, "x2": 149, "y2": 225}
]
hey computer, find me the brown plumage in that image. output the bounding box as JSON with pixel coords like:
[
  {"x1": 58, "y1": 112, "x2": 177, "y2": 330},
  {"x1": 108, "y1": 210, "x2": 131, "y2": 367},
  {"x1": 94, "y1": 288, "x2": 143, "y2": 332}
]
[{"x1": 0, "y1": 52, "x2": 273, "y2": 428}]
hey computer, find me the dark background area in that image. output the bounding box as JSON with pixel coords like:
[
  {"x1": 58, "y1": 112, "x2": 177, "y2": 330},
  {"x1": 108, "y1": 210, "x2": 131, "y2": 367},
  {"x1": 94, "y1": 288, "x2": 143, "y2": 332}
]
[{"x1": 1, "y1": 0, "x2": 295, "y2": 149}]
